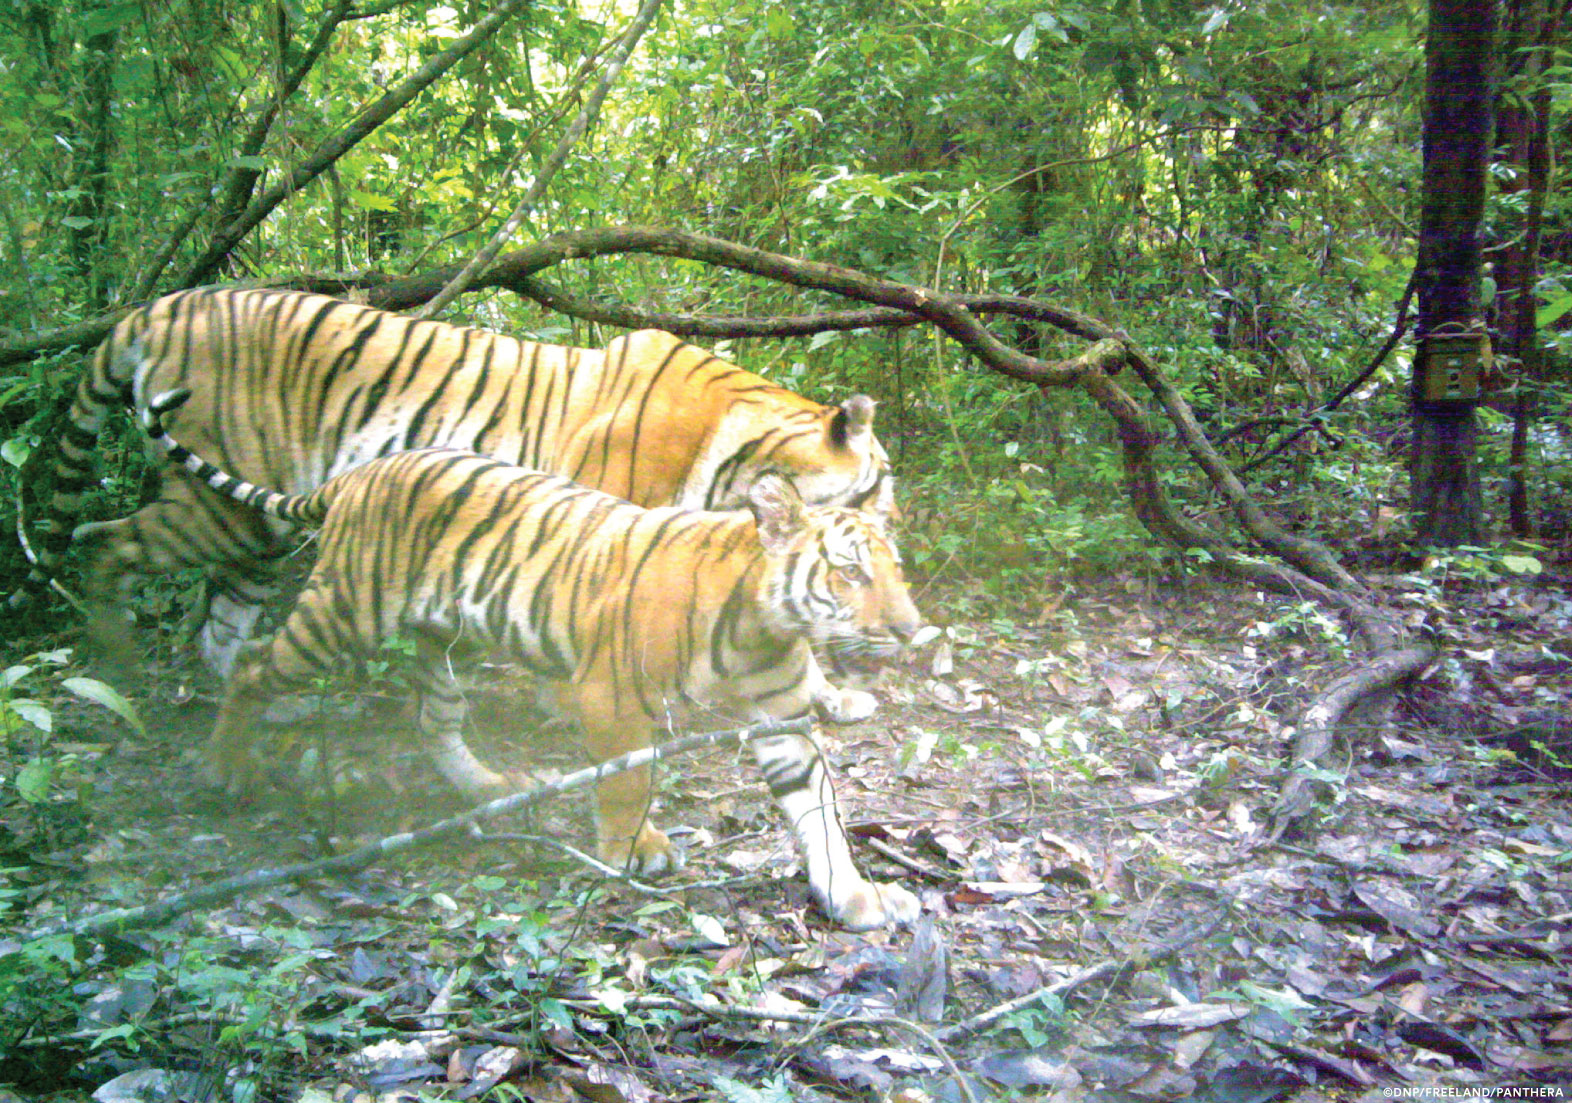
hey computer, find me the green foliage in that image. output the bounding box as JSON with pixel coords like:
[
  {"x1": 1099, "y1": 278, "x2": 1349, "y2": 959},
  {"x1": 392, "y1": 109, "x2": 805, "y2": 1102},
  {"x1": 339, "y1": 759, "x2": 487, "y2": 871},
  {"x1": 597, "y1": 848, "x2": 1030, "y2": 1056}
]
[
  {"x1": 714, "y1": 1073, "x2": 795, "y2": 1103},
  {"x1": 994, "y1": 990, "x2": 1071, "y2": 1048},
  {"x1": 1410, "y1": 545, "x2": 1549, "y2": 598},
  {"x1": 1245, "y1": 601, "x2": 1352, "y2": 658},
  {"x1": 2, "y1": 649, "x2": 141, "y2": 829}
]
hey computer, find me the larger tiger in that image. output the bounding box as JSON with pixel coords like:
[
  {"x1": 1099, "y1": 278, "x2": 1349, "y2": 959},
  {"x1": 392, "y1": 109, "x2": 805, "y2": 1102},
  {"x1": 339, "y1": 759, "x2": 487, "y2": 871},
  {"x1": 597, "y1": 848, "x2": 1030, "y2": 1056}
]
[
  {"x1": 12, "y1": 288, "x2": 893, "y2": 678},
  {"x1": 140, "y1": 388, "x2": 921, "y2": 931}
]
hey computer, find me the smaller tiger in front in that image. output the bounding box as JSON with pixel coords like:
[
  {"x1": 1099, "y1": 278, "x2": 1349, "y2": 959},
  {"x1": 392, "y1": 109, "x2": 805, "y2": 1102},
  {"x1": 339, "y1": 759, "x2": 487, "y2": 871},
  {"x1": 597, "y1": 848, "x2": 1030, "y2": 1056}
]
[{"x1": 141, "y1": 389, "x2": 922, "y2": 931}]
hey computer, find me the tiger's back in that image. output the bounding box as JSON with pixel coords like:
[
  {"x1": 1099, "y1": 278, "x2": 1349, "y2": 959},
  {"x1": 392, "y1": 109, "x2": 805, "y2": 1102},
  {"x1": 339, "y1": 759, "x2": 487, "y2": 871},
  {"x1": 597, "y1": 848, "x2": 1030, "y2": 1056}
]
[
  {"x1": 116, "y1": 288, "x2": 891, "y2": 506},
  {"x1": 249, "y1": 448, "x2": 889, "y2": 723}
]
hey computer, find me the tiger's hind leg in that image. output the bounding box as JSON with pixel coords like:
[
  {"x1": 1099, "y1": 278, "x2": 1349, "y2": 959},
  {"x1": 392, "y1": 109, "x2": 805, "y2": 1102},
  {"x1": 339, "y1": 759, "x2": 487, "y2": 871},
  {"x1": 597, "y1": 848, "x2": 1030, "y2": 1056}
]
[
  {"x1": 199, "y1": 574, "x2": 280, "y2": 678},
  {"x1": 412, "y1": 633, "x2": 518, "y2": 797},
  {"x1": 200, "y1": 566, "x2": 361, "y2": 792},
  {"x1": 204, "y1": 621, "x2": 329, "y2": 793},
  {"x1": 71, "y1": 476, "x2": 287, "y2": 682},
  {"x1": 749, "y1": 725, "x2": 918, "y2": 931}
]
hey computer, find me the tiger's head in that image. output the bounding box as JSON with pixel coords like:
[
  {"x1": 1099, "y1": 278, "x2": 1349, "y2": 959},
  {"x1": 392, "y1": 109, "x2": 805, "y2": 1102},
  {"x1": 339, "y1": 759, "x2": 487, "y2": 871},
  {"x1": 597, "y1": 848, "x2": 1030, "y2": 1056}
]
[
  {"x1": 707, "y1": 395, "x2": 897, "y2": 519},
  {"x1": 749, "y1": 473, "x2": 921, "y2": 679}
]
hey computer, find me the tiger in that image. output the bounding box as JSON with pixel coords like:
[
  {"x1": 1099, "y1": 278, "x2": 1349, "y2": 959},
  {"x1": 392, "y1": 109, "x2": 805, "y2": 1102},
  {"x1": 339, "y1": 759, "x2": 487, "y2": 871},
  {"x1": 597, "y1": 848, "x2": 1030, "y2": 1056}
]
[
  {"x1": 138, "y1": 386, "x2": 922, "y2": 931},
  {"x1": 11, "y1": 287, "x2": 895, "y2": 682}
]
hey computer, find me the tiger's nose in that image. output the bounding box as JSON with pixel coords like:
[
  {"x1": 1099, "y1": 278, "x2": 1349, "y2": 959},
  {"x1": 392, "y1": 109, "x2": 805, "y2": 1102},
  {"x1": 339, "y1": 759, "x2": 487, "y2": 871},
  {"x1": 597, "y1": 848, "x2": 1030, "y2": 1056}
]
[{"x1": 888, "y1": 612, "x2": 924, "y2": 645}]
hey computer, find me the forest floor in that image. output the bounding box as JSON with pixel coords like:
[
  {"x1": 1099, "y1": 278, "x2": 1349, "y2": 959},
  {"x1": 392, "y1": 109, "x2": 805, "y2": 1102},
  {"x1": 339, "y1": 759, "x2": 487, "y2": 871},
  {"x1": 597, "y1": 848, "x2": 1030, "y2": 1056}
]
[{"x1": 1, "y1": 565, "x2": 1570, "y2": 1102}]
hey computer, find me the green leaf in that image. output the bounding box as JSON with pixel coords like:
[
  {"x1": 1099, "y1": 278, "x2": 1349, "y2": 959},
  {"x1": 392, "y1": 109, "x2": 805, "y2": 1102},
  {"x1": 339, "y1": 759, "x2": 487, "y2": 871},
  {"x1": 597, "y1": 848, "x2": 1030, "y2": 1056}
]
[
  {"x1": 1033, "y1": 13, "x2": 1066, "y2": 41},
  {"x1": 89, "y1": 1022, "x2": 137, "y2": 1049},
  {"x1": 594, "y1": 985, "x2": 629, "y2": 1014},
  {"x1": 61, "y1": 676, "x2": 145, "y2": 736},
  {"x1": 226, "y1": 155, "x2": 268, "y2": 171},
  {"x1": 60, "y1": 216, "x2": 93, "y2": 230},
  {"x1": 2, "y1": 436, "x2": 31, "y2": 468},
  {"x1": 538, "y1": 997, "x2": 574, "y2": 1032},
  {"x1": 78, "y1": 2, "x2": 140, "y2": 36},
  {"x1": 1500, "y1": 554, "x2": 1542, "y2": 575},
  {"x1": 350, "y1": 189, "x2": 397, "y2": 212},
  {"x1": 16, "y1": 758, "x2": 53, "y2": 804},
  {"x1": 1013, "y1": 22, "x2": 1037, "y2": 60},
  {"x1": 9, "y1": 700, "x2": 53, "y2": 733},
  {"x1": 1536, "y1": 291, "x2": 1572, "y2": 328},
  {"x1": 765, "y1": 8, "x2": 795, "y2": 39}
]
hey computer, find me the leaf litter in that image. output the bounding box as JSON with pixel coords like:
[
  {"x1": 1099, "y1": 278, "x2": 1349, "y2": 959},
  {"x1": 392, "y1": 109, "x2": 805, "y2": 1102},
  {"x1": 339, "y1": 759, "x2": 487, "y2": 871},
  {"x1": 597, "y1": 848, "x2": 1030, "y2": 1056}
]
[{"x1": 0, "y1": 569, "x2": 1569, "y2": 1100}]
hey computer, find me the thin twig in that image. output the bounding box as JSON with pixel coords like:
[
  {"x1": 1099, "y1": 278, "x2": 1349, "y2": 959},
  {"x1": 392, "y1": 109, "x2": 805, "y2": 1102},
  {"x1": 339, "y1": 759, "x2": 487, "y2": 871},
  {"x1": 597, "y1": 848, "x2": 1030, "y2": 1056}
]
[{"x1": 935, "y1": 905, "x2": 1231, "y2": 1043}]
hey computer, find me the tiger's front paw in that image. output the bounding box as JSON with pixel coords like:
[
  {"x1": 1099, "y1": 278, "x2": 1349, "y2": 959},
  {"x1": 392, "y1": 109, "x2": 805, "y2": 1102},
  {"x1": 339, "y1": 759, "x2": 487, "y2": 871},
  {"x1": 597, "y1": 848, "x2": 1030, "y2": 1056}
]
[
  {"x1": 821, "y1": 878, "x2": 920, "y2": 932},
  {"x1": 817, "y1": 686, "x2": 879, "y2": 724}
]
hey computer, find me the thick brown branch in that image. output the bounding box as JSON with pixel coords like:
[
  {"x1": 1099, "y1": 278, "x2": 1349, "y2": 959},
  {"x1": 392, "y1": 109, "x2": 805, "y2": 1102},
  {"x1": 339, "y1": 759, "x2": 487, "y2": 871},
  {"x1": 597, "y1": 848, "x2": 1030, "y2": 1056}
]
[
  {"x1": 1078, "y1": 371, "x2": 1398, "y2": 652},
  {"x1": 347, "y1": 227, "x2": 1113, "y2": 386},
  {"x1": 1269, "y1": 645, "x2": 1438, "y2": 838},
  {"x1": 1118, "y1": 344, "x2": 1367, "y2": 599}
]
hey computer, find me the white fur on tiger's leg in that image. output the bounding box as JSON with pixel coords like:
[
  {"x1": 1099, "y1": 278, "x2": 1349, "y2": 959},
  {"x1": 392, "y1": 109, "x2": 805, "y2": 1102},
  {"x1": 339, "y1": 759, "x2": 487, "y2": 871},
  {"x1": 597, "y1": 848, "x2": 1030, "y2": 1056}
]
[
  {"x1": 805, "y1": 652, "x2": 879, "y2": 723},
  {"x1": 816, "y1": 685, "x2": 879, "y2": 723},
  {"x1": 199, "y1": 590, "x2": 267, "y2": 678},
  {"x1": 412, "y1": 646, "x2": 512, "y2": 796},
  {"x1": 749, "y1": 727, "x2": 918, "y2": 931},
  {"x1": 417, "y1": 690, "x2": 514, "y2": 795}
]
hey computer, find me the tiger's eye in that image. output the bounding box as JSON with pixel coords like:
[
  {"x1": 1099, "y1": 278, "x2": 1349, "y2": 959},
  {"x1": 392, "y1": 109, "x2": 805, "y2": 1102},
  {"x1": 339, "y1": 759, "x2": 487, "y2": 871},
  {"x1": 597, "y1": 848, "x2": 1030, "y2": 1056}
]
[{"x1": 835, "y1": 564, "x2": 870, "y2": 586}]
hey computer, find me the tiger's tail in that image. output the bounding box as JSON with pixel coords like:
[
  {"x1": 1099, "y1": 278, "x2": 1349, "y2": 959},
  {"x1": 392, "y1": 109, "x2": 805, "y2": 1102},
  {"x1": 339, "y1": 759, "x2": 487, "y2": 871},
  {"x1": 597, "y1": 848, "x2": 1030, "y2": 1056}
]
[
  {"x1": 140, "y1": 388, "x2": 323, "y2": 527},
  {"x1": 8, "y1": 323, "x2": 146, "y2": 610}
]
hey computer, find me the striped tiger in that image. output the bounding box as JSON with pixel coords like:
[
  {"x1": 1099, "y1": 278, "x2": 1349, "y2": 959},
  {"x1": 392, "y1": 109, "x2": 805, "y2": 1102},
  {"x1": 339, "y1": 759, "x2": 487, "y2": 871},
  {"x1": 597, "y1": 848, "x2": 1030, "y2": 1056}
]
[
  {"x1": 12, "y1": 287, "x2": 894, "y2": 680},
  {"x1": 138, "y1": 387, "x2": 922, "y2": 930}
]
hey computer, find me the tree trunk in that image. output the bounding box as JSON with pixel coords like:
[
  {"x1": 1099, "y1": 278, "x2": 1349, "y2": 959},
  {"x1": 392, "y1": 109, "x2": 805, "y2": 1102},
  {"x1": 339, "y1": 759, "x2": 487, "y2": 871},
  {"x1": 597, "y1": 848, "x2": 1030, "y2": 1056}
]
[
  {"x1": 67, "y1": 21, "x2": 118, "y2": 309},
  {"x1": 1496, "y1": 0, "x2": 1565, "y2": 536},
  {"x1": 1411, "y1": 0, "x2": 1497, "y2": 547}
]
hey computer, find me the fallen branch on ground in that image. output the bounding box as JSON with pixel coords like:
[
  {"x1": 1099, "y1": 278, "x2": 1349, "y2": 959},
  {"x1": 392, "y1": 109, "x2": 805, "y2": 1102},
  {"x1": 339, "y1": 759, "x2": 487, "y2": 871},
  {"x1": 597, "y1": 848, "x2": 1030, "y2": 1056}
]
[
  {"x1": 19, "y1": 716, "x2": 814, "y2": 943},
  {"x1": 935, "y1": 901, "x2": 1231, "y2": 1044},
  {"x1": 1270, "y1": 644, "x2": 1438, "y2": 839}
]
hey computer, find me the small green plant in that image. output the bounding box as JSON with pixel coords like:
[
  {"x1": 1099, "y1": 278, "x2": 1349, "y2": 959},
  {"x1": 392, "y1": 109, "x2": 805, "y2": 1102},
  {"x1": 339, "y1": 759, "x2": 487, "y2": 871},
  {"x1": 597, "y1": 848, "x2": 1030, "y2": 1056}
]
[
  {"x1": 995, "y1": 991, "x2": 1072, "y2": 1047},
  {"x1": 1419, "y1": 545, "x2": 1546, "y2": 586},
  {"x1": 1207, "y1": 980, "x2": 1314, "y2": 1026},
  {"x1": 1, "y1": 648, "x2": 143, "y2": 818},
  {"x1": 1244, "y1": 600, "x2": 1351, "y2": 657},
  {"x1": 714, "y1": 1072, "x2": 795, "y2": 1103}
]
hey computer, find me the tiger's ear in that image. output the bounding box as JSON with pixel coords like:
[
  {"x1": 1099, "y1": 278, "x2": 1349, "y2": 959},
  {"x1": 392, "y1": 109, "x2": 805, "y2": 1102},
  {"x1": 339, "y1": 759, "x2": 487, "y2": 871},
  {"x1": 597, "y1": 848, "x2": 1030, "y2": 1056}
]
[
  {"x1": 866, "y1": 478, "x2": 898, "y2": 532},
  {"x1": 748, "y1": 474, "x2": 806, "y2": 553},
  {"x1": 829, "y1": 395, "x2": 876, "y2": 449}
]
